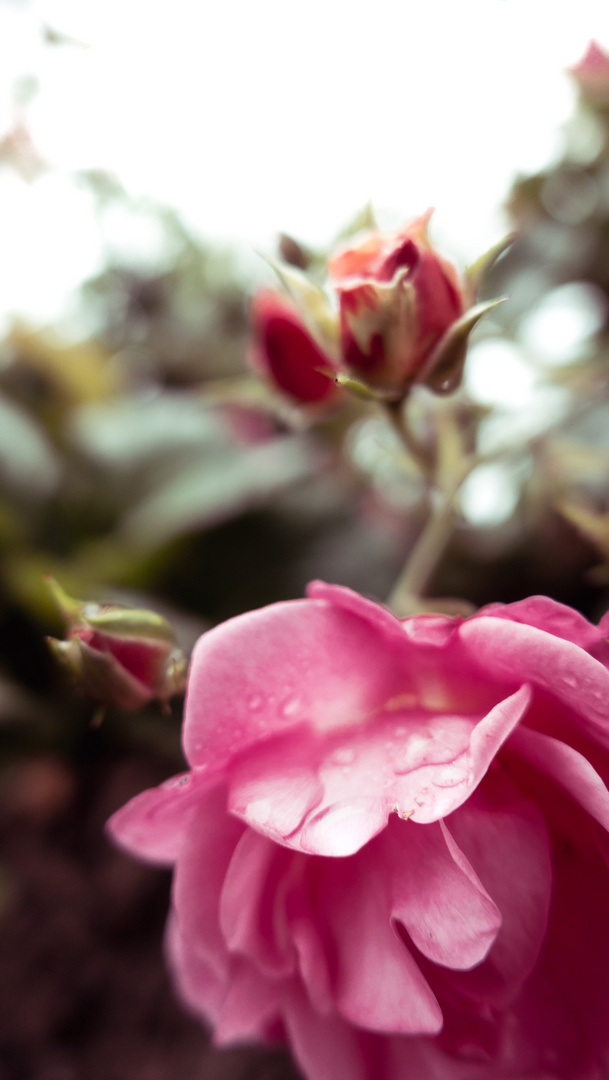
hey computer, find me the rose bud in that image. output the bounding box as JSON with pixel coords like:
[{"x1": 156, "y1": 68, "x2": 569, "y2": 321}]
[
  {"x1": 247, "y1": 288, "x2": 340, "y2": 407},
  {"x1": 569, "y1": 40, "x2": 609, "y2": 105},
  {"x1": 328, "y1": 210, "x2": 500, "y2": 398},
  {"x1": 46, "y1": 577, "x2": 186, "y2": 712},
  {"x1": 110, "y1": 582, "x2": 609, "y2": 1080}
]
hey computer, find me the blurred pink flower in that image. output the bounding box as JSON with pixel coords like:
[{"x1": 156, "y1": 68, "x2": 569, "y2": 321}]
[
  {"x1": 109, "y1": 583, "x2": 609, "y2": 1078},
  {"x1": 569, "y1": 40, "x2": 609, "y2": 103},
  {"x1": 248, "y1": 289, "x2": 340, "y2": 406},
  {"x1": 328, "y1": 211, "x2": 466, "y2": 394}
]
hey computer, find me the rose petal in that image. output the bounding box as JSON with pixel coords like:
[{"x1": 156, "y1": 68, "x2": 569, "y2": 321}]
[
  {"x1": 461, "y1": 616, "x2": 609, "y2": 747},
  {"x1": 306, "y1": 580, "x2": 410, "y2": 649},
  {"x1": 482, "y1": 595, "x2": 603, "y2": 651},
  {"x1": 213, "y1": 961, "x2": 282, "y2": 1046},
  {"x1": 299, "y1": 796, "x2": 388, "y2": 856},
  {"x1": 183, "y1": 597, "x2": 414, "y2": 770},
  {"x1": 288, "y1": 900, "x2": 334, "y2": 1014},
  {"x1": 385, "y1": 818, "x2": 501, "y2": 970},
  {"x1": 227, "y1": 738, "x2": 323, "y2": 844},
  {"x1": 172, "y1": 787, "x2": 244, "y2": 980},
  {"x1": 446, "y1": 770, "x2": 552, "y2": 1007},
  {"x1": 511, "y1": 725, "x2": 609, "y2": 832},
  {"x1": 165, "y1": 912, "x2": 228, "y2": 1026},
  {"x1": 391, "y1": 684, "x2": 532, "y2": 824},
  {"x1": 230, "y1": 686, "x2": 531, "y2": 857},
  {"x1": 282, "y1": 982, "x2": 373, "y2": 1080},
  {"x1": 106, "y1": 770, "x2": 209, "y2": 865},
  {"x1": 219, "y1": 829, "x2": 296, "y2": 977},
  {"x1": 318, "y1": 847, "x2": 443, "y2": 1035}
]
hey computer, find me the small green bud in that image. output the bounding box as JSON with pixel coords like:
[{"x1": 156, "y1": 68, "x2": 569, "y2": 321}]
[{"x1": 45, "y1": 577, "x2": 187, "y2": 711}]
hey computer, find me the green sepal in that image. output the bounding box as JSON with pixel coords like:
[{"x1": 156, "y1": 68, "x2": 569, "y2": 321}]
[
  {"x1": 83, "y1": 606, "x2": 176, "y2": 643},
  {"x1": 419, "y1": 297, "x2": 508, "y2": 395},
  {"x1": 335, "y1": 373, "x2": 402, "y2": 403},
  {"x1": 44, "y1": 575, "x2": 84, "y2": 625},
  {"x1": 465, "y1": 235, "x2": 515, "y2": 295}
]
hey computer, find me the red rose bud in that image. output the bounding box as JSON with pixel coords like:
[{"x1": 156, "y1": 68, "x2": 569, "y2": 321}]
[
  {"x1": 328, "y1": 210, "x2": 495, "y2": 398},
  {"x1": 247, "y1": 289, "x2": 340, "y2": 407},
  {"x1": 569, "y1": 41, "x2": 609, "y2": 105},
  {"x1": 45, "y1": 577, "x2": 187, "y2": 712}
]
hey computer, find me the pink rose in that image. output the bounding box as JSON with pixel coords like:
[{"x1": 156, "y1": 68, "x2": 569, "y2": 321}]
[
  {"x1": 327, "y1": 211, "x2": 467, "y2": 394},
  {"x1": 248, "y1": 289, "x2": 340, "y2": 406},
  {"x1": 108, "y1": 582, "x2": 609, "y2": 1079}
]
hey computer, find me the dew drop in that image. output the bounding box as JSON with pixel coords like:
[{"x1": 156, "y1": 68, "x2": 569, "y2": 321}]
[
  {"x1": 562, "y1": 675, "x2": 577, "y2": 689},
  {"x1": 165, "y1": 774, "x2": 191, "y2": 790},
  {"x1": 281, "y1": 696, "x2": 300, "y2": 718},
  {"x1": 248, "y1": 694, "x2": 263, "y2": 711}
]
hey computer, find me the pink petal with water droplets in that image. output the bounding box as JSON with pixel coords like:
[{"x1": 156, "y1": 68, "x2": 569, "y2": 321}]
[
  {"x1": 227, "y1": 739, "x2": 323, "y2": 844},
  {"x1": 183, "y1": 596, "x2": 413, "y2": 770}
]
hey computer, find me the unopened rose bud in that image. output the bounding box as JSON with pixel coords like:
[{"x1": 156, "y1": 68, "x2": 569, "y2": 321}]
[
  {"x1": 327, "y1": 210, "x2": 499, "y2": 398},
  {"x1": 569, "y1": 41, "x2": 609, "y2": 105},
  {"x1": 45, "y1": 577, "x2": 187, "y2": 712},
  {"x1": 247, "y1": 289, "x2": 341, "y2": 407}
]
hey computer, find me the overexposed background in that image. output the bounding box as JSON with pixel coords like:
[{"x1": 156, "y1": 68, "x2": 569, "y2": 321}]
[{"x1": 0, "y1": 0, "x2": 607, "y2": 323}]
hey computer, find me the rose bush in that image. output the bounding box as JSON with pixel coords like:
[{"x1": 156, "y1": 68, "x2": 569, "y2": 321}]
[
  {"x1": 108, "y1": 581, "x2": 609, "y2": 1079},
  {"x1": 248, "y1": 288, "x2": 340, "y2": 406}
]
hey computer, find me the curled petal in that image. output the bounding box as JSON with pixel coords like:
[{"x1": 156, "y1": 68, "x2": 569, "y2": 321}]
[
  {"x1": 106, "y1": 770, "x2": 210, "y2": 865},
  {"x1": 446, "y1": 771, "x2": 552, "y2": 1007},
  {"x1": 219, "y1": 829, "x2": 297, "y2": 977},
  {"x1": 461, "y1": 616, "x2": 609, "y2": 748},
  {"x1": 319, "y1": 849, "x2": 443, "y2": 1035},
  {"x1": 386, "y1": 818, "x2": 501, "y2": 970},
  {"x1": 511, "y1": 726, "x2": 609, "y2": 833},
  {"x1": 172, "y1": 787, "x2": 245, "y2": 981}
]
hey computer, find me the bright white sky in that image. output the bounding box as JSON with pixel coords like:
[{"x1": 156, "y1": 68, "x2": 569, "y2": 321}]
[{"x1": 0, "y1": 0, "x2": 607, "y2": 323}]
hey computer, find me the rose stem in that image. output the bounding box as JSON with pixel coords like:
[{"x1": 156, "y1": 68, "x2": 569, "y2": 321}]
[{"x1": 386, "y1": 491, "x2": 458, "y2": 613}]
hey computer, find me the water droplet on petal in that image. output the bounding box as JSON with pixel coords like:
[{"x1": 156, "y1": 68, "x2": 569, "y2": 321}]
[
  {"x1": 281, "y1": 696, "x2": 300, "y2": 718},
  {"x1": 248, "y1": 694, "x2": 263, "y2": 710}
]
